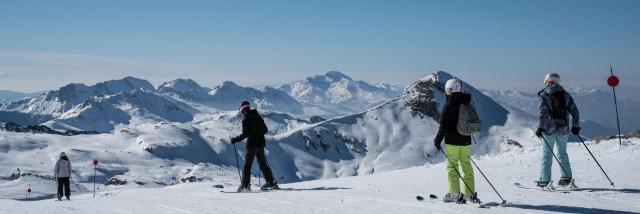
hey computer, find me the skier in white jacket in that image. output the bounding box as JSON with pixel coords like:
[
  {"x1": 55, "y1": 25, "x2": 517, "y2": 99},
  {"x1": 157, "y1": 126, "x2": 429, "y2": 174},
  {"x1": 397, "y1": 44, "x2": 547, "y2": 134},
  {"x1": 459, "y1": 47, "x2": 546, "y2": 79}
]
[{"x1": 54, "y1": 152, "x2": 72, "y2": 200}]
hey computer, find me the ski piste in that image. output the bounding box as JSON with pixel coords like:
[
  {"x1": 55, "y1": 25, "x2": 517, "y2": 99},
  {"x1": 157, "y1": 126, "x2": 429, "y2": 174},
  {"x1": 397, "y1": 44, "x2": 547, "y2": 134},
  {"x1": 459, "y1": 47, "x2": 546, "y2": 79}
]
[
  {"x1": 513, "y1": 182, "x2": 575, "y2": 193},
  {"x1": 415, "y1": 194, "x2": 496, "y2": 208}
]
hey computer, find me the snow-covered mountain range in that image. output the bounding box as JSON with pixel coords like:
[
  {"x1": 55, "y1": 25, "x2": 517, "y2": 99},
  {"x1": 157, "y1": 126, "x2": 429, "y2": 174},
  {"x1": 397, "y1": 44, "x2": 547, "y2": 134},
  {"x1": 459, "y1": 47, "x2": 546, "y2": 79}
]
[
  {"x1": 0, "y1": 71, "x2": 405, "y2": 132},
  {"x1": 277, "y1": 71, "x2": 403, "y2": 118},
  {"x1": 0, "y1": 71, "x2": 523, "y2": 191}
]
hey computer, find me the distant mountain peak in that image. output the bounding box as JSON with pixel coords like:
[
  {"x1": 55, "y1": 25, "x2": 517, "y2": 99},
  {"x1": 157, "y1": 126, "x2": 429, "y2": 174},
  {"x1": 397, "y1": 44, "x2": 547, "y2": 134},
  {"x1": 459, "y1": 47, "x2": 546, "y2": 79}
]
[
  {"x1": 219, "y1": 81, "x2": 239, "y2": 88},
  {"x1": 157, "y1": 79, "x2": 204, "y2": 92},
  {"x1": 325, "y1": 71, "x2": 353, "y2": 81}
]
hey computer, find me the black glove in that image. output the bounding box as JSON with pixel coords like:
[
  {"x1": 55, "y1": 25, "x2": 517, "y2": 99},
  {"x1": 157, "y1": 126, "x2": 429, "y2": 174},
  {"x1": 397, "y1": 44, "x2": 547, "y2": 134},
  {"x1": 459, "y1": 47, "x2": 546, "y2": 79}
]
[
  {"x1": 535, "y1": 128, "x2": 545, "y2": 137},
  {"x1": 434, "y1": 141, "x2": 442, "y2": 151},
  {"x1": 571, "y1": 127, "x2": 580, "y2": 135},
  {"x1": 230, "y1": 137, "x2": 237, "y2": 144}
]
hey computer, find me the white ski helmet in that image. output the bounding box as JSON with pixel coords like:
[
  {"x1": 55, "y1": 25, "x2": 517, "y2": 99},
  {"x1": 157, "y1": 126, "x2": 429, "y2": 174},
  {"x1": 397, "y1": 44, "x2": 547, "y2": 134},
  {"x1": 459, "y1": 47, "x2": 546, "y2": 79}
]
[
  {"x1": 444, "y1": 79, "x2": 463, "y2": 95},
  {"x1": 544, "y1": 73, "x2": 561, "y2": 85}
]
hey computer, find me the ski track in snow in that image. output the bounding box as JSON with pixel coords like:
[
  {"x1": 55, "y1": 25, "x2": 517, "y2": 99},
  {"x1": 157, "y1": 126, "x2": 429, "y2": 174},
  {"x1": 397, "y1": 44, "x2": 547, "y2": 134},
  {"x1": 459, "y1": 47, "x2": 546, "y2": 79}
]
[{"x1": 0, "y1": 139, "x2": 638, "y2": 214}]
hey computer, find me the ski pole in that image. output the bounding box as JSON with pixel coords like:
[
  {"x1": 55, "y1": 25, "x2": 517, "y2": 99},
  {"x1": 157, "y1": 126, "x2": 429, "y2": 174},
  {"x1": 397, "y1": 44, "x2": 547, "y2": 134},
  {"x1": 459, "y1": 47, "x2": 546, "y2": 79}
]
[
  {"x1": 439, "y1": 149, "x2": 480, "y2": 205},
  {"x1": 539, "y1": 136, "x2": 572, "y2": 181},
  {"x1": 607, "y1": 65, "x2": 623, "y2": 146},
  {"x1": 576, "y1": 135, "x2": 615, "y2": 187},
  {"x1": 470, "y1": 136, "x2": 506, "y2": 204},
  {"x1": 233, "y1": 143, "x2": 242, "y2": 184},
  {"x1": 258, "y1": 160, "x2": 262, "y2": 187}
]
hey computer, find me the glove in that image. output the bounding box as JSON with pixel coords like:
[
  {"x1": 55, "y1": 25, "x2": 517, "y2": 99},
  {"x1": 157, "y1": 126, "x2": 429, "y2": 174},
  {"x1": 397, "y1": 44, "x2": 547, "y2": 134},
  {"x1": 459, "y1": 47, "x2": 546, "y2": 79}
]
[
  {"x1": 571, "y1": 127, "x2": 580, "y2": 135},
  {"x1": 535, "y1": 128, "x2": 545, "y2": 137},
  {"x1": 434, "y1": 141, "x2": 442, "y2": 151},
  {"x1": 229, "y1": 137, "x2": 237, "y2": 144}
]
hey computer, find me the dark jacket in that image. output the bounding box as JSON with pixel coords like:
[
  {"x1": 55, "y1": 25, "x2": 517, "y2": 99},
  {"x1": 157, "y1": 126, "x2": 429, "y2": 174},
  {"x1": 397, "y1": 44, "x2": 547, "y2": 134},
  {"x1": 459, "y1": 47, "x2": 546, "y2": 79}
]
[
  {"x1": 434, "y1": 92, "x2": 472, "y2": 146},
  {"x1": 538, "y1": 84, "x2": 579, "y2": 135},
  {"x1": 231, "y1": 109, "x2": 269, "y2": 149}
]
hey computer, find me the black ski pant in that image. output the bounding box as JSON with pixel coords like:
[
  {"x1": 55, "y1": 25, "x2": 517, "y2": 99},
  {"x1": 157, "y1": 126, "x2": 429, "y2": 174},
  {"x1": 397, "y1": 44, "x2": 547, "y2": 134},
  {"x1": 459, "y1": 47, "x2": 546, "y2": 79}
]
[
  {"x1": 57, "y1": 177, "x2": 71, "y2": 198},
  {"x1": 241, "y1": 147, "x2": 275, "y2": 187}
]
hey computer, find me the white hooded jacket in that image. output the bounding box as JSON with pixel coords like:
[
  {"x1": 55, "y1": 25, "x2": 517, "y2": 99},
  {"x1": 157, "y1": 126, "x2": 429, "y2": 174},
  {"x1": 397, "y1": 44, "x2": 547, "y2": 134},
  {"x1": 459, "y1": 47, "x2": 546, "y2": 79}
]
[{"x1": 54, "y1": 159, "x2": 72, "y2": 178}]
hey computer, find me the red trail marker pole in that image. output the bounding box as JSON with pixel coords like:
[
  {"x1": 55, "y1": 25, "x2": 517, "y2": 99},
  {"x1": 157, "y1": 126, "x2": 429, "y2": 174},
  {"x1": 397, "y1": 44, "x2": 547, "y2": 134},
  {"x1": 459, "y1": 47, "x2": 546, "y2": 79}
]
[
  {"x1": 93, "y1": 159, "x2": 99, "y2": 198},
  {"x1": 26, "y1": 184, "x2": 31, "y2": 199},
  {"x1": 607, "y1": 65, "x2": 622, "y2": 146}
]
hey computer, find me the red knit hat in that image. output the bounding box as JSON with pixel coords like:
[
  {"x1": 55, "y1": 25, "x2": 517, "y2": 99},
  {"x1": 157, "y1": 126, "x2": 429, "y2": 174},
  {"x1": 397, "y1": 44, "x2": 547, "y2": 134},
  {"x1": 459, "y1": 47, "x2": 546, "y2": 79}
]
[{"x1": 239, "y1": 101, "x2": 250, "y2": 113}]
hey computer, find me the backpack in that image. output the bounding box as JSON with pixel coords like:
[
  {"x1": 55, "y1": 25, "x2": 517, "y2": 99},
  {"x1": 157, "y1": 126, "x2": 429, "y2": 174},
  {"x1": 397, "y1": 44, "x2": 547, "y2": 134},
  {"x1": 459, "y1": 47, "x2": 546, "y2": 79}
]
[
  {"x1": 457, "y1": 103, "x2": 482, "y2": 136},
  {"x1": 549, "y1": 91, "x2": 569, "y2": 127}
]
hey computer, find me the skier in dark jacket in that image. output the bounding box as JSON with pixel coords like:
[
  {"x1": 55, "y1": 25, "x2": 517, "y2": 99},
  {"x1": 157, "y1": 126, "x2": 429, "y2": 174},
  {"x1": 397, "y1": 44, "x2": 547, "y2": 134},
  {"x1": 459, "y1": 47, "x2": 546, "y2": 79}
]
[
  {"x1": 54, "y1": 152, "x2": 72, "y2": 200},
  {"x1": 231, "y1": 101, "x2": 278, "y2": 192},
  {"x1": 434, "y1": 78, "x2": 477, "y2": 203},
  {"x1": 535, "y1": 73, "x2": 580, "y2": 188}
]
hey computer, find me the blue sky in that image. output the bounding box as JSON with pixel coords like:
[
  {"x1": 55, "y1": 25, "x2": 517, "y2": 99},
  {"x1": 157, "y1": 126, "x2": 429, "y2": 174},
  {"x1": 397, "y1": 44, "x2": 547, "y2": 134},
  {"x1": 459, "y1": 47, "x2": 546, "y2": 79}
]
[{"x1": 0, "y1": 0, "x2": 638, "y2": 96}]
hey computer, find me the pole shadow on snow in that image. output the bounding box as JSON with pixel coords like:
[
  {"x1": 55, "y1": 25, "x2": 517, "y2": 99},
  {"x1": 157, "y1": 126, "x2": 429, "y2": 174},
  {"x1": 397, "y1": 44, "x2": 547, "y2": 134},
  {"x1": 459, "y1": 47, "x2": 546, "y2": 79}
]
[
  {"x1": 571, "y1": 188, "x2": 640, "y2": 194},
  {"x1": 506, "y1": 204, "x2": 638, "y2": 214}
]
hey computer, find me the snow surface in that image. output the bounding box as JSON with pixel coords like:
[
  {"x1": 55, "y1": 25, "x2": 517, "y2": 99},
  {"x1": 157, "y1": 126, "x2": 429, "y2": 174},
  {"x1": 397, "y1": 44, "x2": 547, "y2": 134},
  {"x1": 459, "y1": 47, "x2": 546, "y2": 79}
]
[{"x1": 0, "y1": 138, "x2": 638, "y2": 214}]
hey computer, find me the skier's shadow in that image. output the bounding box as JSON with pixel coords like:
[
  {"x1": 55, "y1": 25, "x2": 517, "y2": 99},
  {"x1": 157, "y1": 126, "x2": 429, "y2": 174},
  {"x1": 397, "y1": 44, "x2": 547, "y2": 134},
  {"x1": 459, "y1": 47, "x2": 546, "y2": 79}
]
[
  {"x1": 279, "y1": 187, "x2": 351, "y2": 192},
  {"x1": 571, "y1": 188, "x2": 640, "y2": 194},
  {"x1": 506, "y1": 204, "x2": 638, "y2": 214},
  {"x1": 11, "y1": 194, "x2": 57, "y2": 201}
]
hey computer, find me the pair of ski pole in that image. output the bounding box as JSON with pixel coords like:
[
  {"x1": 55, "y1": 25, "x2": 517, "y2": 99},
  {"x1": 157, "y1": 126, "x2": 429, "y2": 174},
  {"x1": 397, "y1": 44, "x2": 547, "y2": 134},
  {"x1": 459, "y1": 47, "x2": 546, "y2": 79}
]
[
  {"x1": 231, "y1": 141, "x2": 262, "y2": 187},
  {"x1": 539, "y1": 134, "x2": 614, "y2": 187},
  {"x1": 438, "y1": 136, "x2": 507, "y2": 205}
]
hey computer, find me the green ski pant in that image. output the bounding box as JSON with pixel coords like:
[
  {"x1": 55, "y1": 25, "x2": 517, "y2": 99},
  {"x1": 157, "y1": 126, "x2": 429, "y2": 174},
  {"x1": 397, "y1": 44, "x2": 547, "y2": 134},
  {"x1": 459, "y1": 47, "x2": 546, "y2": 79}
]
[{"x1": 445, "y1": 144, "x2": 475, "y2": 195}]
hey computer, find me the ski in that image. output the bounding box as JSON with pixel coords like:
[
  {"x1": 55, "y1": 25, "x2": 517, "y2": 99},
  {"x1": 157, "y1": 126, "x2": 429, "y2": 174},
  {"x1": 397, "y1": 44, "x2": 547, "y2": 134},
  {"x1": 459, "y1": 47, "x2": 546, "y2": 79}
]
[
  {"x1": 416, "y1": 194, "x2": 491, "y2": 208},
  {"x1": 514, "y1": 182, "x2": 570, "y2": 193},
  {"x1": 221, "y1": 190, "x2": 264, "y2": 194},
  {"x1": 220, "y1": 187, "x2": 290, "y2": 194}
]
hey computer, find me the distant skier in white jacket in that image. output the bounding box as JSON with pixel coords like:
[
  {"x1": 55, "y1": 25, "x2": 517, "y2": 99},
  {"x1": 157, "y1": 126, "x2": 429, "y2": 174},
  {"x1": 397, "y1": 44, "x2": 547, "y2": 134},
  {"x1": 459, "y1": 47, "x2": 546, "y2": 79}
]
[{"x1": 54, "y1": 152, "x2": 72, "y2": 200}]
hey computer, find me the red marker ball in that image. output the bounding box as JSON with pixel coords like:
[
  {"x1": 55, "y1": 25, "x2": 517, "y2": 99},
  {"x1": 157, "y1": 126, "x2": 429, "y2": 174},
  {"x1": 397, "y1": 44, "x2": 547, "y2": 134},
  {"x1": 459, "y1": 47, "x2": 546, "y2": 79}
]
[
  {"x1": 27, "y1": 188, "x2": 31, "y2": 193},
  {"x1": 93, "y1": 159, "x2": 99, "y2": 165},
  {"x1": 607, "y1": 75, "x2": 619, "y2": 87}
]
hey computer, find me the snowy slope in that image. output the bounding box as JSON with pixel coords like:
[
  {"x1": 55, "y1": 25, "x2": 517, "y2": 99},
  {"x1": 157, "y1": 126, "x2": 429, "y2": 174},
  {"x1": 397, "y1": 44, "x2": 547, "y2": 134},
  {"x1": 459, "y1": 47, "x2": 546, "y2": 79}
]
[
  {"x1": 482, "y1": 87, "x2": 639, "y2": 137},
  {"x1": 44, "y1": 89, "x2": 197, "y2": 132},
  {"x1": 277, "y1": 71, "x2": 403, "y2": 118},
  {"x1": 262, "y1": 71, "x2": 510, "y2": 182},
  {"x1": 0, "y1": 138, "x2": 637, "y2": 214}
]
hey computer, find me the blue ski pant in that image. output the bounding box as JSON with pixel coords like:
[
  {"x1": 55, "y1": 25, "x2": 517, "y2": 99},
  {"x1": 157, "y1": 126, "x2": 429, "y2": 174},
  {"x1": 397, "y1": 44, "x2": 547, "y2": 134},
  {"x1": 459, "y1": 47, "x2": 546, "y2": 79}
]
[{"x1": 540, "y1": 135, "x2": 572, "y2": 182}]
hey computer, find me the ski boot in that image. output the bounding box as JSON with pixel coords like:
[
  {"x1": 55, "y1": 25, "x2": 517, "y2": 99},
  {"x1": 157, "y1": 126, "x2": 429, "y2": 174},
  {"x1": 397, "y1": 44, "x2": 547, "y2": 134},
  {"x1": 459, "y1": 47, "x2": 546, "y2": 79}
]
[
  {"x1": 536, "y1": 180, "x2": 553, "y2": 190},
  {"x1": 464, "y1": 192, "x2": 481, "y2": 204},
  {"x1": 66, "y1": 196, "x2": 70, "y2": 200},
  {"x1": 260, "y1": 182, "x2": 280, "y2": 191},
  {"x1": 558, "y1": 178, "x2": 577, "y2": 189},
  {"x1": 443, "y1": 193, "x2": 466, "y2": 204},
  {"x1": 57, "y1": 196, "x2": 62, "y2": 201},
  {"x1": 237, "y1": 185, "x2": 251, "y2": 192}
]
